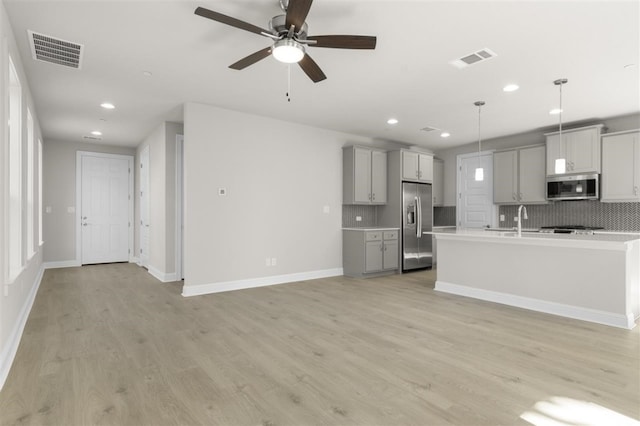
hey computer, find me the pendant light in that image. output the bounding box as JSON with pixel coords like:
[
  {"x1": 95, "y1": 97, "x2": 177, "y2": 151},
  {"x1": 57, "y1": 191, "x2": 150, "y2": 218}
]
[
  {"x1": 553, "y1": 78, "x2": 568, "y2": 174},
  {"x1": 474, "y1": 101, "x2": 485, "y2": 181}
]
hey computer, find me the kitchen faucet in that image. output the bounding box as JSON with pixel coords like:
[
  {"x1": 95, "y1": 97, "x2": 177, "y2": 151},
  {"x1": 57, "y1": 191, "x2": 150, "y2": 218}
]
[{"x1": 517, "y1": 205, "x2": 528, "y2": 237}]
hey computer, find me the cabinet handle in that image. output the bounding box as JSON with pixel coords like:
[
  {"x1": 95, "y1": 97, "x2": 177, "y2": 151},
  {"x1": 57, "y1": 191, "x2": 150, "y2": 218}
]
[
  {"x1": 380, "y1": 243, "x2": 384, "y2": 252},
  {"x1": 416, "y1": 171, "x2": 419, "y2": 178},
  {"x1": 518, "y1": 192, "x2": 523, "y2": 200},
  {"x1": 368, "y1": 193, "x2": 372, "y2": 200},
  {"x1": 419, "y1": 170, "x2": 422, "y2": 178},
  {"x1": 512, "y1": 193, "x2": 517, "y2": 200},
  {"x1": 372, "y1": 193, "x2": 375, "y2": 201},
  {"x1": 635, "y1": 186, "x2": 639, "y2": 196}
]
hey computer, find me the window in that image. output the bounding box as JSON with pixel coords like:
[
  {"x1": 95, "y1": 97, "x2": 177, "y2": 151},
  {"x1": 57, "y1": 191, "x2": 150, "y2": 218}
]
[
  {"x1": 8, "y1": 56, "x2": 23, "y2": 278},
  {"x1": 27, "y1": 108, "x2": 34, "y2": 257},
  {"x1": 38, "y1": 139, "x2": 43, "y2": 246}
]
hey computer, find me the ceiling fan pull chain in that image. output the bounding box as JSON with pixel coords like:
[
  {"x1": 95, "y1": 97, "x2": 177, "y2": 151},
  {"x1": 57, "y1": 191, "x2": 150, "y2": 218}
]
[{"x1": 286, "y1": 64, "x2": 292, "y2": 102}]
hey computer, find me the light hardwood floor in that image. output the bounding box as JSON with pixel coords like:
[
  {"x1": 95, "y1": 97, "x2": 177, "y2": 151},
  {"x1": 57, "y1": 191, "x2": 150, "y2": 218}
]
[{"x1": 1, "y1": 263, "x2": 638, "y2": 425}]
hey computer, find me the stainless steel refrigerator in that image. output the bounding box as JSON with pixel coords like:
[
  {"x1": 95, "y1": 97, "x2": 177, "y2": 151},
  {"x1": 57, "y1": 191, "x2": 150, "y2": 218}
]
[{"x1": 402, "y1": 182, "x2": 433, "y2": 271}]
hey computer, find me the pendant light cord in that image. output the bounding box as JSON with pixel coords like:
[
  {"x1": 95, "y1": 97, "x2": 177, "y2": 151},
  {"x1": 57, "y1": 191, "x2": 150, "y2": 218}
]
[{"x1": 477, "y1": 102, "x2": 482, "y2": 157}]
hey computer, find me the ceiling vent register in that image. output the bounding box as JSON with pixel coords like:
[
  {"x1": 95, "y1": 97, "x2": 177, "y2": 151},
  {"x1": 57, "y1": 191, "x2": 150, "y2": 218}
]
[
  {"x1": 28, "y1": 30, "x2": 84, "y2": 69},
  {"x1": 420, "y1": 126, "x2": 440, "y2": 132},
  {"x1": 450, "y1": 48, "x2": 497, "y2": 69}
]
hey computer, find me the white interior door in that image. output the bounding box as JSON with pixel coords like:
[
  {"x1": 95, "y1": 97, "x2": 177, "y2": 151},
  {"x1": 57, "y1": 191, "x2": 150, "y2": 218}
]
[
  {"x1": 457, "y1": 152, "x2": 495, "y2": 229},
  {"x1": 79, "y1": 152, "x2": 132, "y2": 264},
  {"x1": 139, "y1": 145, "x2": 150, "y2": 267}
]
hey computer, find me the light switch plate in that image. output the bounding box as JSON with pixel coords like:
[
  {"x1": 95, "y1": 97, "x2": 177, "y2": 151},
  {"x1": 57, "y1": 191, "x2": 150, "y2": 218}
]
[
  {"x1": 218, "y1": 188, "x2": 227, "y2": 196},
  {"x1": 499, "y1": 214, "x2": 505, "y2": 222},
  {"x1": 67, "y1": 206, "x2": 75, "y2": 213}
]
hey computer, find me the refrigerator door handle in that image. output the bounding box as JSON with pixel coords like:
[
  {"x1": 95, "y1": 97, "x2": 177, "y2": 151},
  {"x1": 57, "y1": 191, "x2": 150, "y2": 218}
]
[{"x1": 415, "y1": 196, "x2": 422, "y2": 238}]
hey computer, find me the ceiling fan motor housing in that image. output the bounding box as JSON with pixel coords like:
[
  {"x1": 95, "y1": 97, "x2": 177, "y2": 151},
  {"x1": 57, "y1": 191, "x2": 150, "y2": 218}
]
[{"x1": 270, "y1": 15, "x2": 308, "y2": 39}]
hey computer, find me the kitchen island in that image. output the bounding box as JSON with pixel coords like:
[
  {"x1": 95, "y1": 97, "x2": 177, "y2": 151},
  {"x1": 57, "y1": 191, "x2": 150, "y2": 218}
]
[{"x1": 427, "y1": 229, "x2": 640, "y2": 329}]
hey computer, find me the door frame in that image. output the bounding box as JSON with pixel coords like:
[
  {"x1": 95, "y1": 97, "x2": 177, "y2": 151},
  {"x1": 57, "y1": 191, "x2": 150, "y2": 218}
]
[
  {"x1": 456, "y1": 151, "x2": 496, "y2": 229},
  {"x1": 175, "y1": 135, "x2": 184, "y2": 280},
  {"x1": 138, "y1": 145, "x2": 150, "y2": 268},
  {"x1": 75, "y1": 151, "x2": 134, "y2": 265}
]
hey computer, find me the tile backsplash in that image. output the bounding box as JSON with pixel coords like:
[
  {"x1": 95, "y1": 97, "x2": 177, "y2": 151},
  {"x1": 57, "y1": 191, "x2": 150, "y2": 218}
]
[
  {"x1": 499, "y1": 201, "x2": 640, "y2": 232},
  {"x1": 342, "y1": 205, "x2": 378, "y2": 228}
]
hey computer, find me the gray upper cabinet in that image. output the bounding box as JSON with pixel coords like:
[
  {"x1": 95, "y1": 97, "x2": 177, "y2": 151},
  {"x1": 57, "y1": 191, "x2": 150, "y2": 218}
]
[
  {"x1": 433, "y1": 158, "x2": 444, "y2": 206},
  {"x1": 601, "y1": 129, "x2": 640, "y2": 202},
  {"x1": 343, "y1": 146, "x2": 387, "y2": 204},
  {"x1": 401, "y1": 150, "x2": 433, "y2": 182},
  {"x1": 494, "y1": 145, "x2": 546, "y2": 204},
  {"x1": 545, "y1": 125, "x2": 603, "y2": 176}
]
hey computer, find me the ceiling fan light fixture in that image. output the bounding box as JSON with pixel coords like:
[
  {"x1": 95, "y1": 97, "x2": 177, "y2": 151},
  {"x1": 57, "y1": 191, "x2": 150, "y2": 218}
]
[{"x1": 272, "y1": 39, "x2": 305, "y2": 63}]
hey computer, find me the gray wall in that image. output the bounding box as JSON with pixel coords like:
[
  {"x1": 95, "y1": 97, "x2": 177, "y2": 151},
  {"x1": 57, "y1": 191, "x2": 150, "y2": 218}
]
[{"x1": 42, "y1": 140, "x2": 135, "y2": 262}]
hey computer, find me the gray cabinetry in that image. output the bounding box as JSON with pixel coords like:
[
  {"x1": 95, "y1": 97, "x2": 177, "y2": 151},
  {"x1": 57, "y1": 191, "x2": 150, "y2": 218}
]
[
  {"x1": 401, "y1": 150, "x2": 433, "y2": 183},
  {"x1": 545, "y1": 125, "x2": 603, "y2": 176},
  {"x1": 601, "y1": 129, "x2": 640, "y2": 202},
  {"x1": 343, "y1": 229, "x2": 399, "y2": 277},
  {"x1": 493, "y1": 145, "x2": 546, "y2": 204},
  {"x1": 343, "y1": 146, "x2": 387, "y2": 204},
  {"x1": 433, "y1": 158, "x2": 444, "y2": 206}
]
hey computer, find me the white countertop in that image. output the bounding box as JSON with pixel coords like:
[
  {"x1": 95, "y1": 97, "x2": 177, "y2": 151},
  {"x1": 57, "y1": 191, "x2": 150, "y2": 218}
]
[
  {"x1": 426, "y1": 228, "x2": 640, "y2": 250},
  {"x1": 343, "y1": 227, "x2": 400, "y2": 231}
]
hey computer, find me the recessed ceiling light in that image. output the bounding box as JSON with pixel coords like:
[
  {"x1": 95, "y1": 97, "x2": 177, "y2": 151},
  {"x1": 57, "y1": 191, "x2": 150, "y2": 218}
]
[
  {"x1": 503, "y1": 84, "x2": 519, "y2": 92},
  {"x1": 100, "y1": 102, "x2": 115, "y2": 109},
  {"x1": 549, "y1": 108, "x2": 563, "y2": 115},
  {"x1": 387, "y1": 118, "x2": 398, "y2": 125},
  {"x1": 143, "y1": 71, "x2": 153, "y2": 77},
  {"x1": 440, "y1": 132, "x2": 450, "y2": 138},
  {"x1": 91, "y1": 130, "x2": 102, "y2": 136}
]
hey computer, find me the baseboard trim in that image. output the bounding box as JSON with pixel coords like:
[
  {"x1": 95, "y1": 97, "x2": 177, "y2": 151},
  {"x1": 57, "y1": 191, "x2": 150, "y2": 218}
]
[
  {"x1": 0, "y1": 265, "x2": 44, "y2": 390},
  {"x1": 182, "y1": 268, "x2": 344, "y2": 297},
  {"x1": 43, "y1": 260, "x2": 81, "y2": 269},
  {"x1": 147, "y1": 265, "x2": 178, "y2": 283},
  {"x1": 435, "y1": 280, "x2": 635, "y2": 330}
]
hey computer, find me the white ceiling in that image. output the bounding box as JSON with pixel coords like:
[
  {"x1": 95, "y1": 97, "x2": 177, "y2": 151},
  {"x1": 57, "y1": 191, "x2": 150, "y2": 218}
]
[{"x1": 4, "y1": 0, "x2": 640, "y2": 149}]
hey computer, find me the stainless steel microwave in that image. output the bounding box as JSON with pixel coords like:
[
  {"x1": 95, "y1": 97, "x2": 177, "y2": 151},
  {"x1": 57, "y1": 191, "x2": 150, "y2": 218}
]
[{"x1": 546, "y1": 173, "x2": 599, "y2": 201}]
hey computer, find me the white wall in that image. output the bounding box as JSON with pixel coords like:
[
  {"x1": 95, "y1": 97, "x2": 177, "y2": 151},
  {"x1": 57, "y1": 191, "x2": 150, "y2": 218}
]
[
  {"x1": 135, "y1": 121, "x2": 182, "y2": 281},
  {"x1": 182, "y1": 103, "x2": 375, "y2": 294},
  {"x1": 0, "y1": 0, "x2": 45, "y2": 389}
]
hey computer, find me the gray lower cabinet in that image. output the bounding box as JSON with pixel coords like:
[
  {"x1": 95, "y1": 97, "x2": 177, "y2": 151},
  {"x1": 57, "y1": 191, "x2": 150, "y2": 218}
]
[{"x1": 343, "y1": 229, "x2": 399, "y2": 277}]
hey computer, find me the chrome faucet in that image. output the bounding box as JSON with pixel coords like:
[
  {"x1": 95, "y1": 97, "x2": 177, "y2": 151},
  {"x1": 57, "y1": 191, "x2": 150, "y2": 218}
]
[{"x1": 517, "y1": 205, "x2": 528, "y2": 237}]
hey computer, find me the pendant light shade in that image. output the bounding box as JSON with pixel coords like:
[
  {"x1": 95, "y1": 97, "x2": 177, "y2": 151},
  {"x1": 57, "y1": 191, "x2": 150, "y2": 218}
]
[
  {"x1": 474, "y1": 101, "x2": 485, "y2": 182},
  {"x1": 554, "y1": 78, "x2": 568, "y2": 174}
]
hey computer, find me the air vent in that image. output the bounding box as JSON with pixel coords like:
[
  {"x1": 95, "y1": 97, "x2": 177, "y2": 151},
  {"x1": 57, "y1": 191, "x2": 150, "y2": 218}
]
[
  {"x1": 82, "y1": 135, "x2": 102, "y2": 141},
  {"x1": 420, "y1": 126, "x2": 439, "y2": 133},
  {"x1": 28, "y1": 30, "x2": 83, "y2": 69},
  {"x1": 450, "y1": 48, "x2": 497, "y2": 69}
]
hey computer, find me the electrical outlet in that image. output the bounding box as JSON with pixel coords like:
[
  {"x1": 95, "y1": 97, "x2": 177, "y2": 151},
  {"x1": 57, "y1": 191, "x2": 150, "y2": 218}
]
[
  {"x1": 356, "y1": 216, "x2": 362, "y2": 222},
  {"x1": 323, "y1": 205, "x2": 330, "y2": 214},
  {"x1": 499, "y1": 214, "x2": 505, "y2": 222},
  {"x1": 265, "y1": 257, "x2": 271, "y2": 266},
  {"x1": 514, "y1": 217, "x2": 519, "y2": 222},
  {"x1": 271, "y1": 258, "x2": 277, "y2": 266}
]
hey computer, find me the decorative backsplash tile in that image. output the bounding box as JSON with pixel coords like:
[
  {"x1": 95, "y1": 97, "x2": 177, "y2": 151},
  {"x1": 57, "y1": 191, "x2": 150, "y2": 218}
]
[
  {"x1": 342, "y1": 205, "x2": 378, "y2": 228},
  {"x1": 499, "y1": 201, "x2": 640, "y2": 232},
  {"x1": 434, "y1": 206, "x2": 456, "y2": 226}
]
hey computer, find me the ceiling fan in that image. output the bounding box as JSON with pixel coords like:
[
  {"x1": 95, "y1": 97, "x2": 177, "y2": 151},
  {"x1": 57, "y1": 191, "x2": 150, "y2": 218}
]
[{"x1": 194, "y1": 0, "x2": 377, "y2": 83}]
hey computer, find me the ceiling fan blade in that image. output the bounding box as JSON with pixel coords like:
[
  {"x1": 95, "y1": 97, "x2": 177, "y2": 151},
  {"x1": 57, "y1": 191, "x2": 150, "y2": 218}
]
[
  {"x1": 298, "y1": 53, "x2": 326, "y2": 83},
  {"x1": 285, "y1": 0, "x2": 313, "y2": 32},
  {"x1": 307, "y1": 35, "x2": 377, "y2": 50},
  {"x1": 229, "y1": 47, "x2": 273, "y2": 70},
  {"x1": 195, "y1": 6, "x2": 270, "y2": 36}
]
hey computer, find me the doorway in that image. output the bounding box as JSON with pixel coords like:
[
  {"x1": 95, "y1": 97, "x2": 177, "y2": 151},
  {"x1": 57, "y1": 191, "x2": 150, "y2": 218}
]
[
  {"x1": 76, "y1": 151, "x2": 133, "y2": 264},
  {"x1": 456, "y1": 152, "x2": 496, "y2": 229},
  {"x1": 175, "y1": 135, "x2": 184, "y2": 280}
]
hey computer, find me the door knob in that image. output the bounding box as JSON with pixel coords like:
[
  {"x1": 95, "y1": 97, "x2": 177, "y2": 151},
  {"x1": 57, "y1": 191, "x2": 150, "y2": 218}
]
[{"x1": 82, "y1": 223, "x2": 88, "y2": 226}]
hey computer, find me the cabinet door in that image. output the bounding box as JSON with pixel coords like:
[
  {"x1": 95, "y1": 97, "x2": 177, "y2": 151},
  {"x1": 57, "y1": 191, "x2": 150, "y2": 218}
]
[
  {"x1": 402, "y1": 151, "x2": 420, "y2": 181},
  {"x1": 546, "y1": 133, "x2": 565, "y2": 175},
  {"x1": 566, "y1": 128, "x2": 600, "y2": 174},
  {"x1": 433, "y1": 159, "x2": 444, "y2": 206},
  {"x1": 519, "y1": 145, "x2": 547, "y2": 203},
  {"x1": 371, "y1": 150, "x2": 387, "y2": 203},
  {"x1": 365, "y1": 241, "x2": 383, "y2": 272},
  {"x1": 602, "y1": 132, "x2": 640, "y2": 202},
  {"x1": 493, "y1": 150, "x2": 518, "y2": 203},
  {"x1": 353, "y1": 148, "x2": 372, "y2": 203},
  {"x1": 382, "y1": 240, "x2": 398, "y2": 270},
  {"x1": 418, "y1": 154, "x2": 433, "y2": 182}
]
